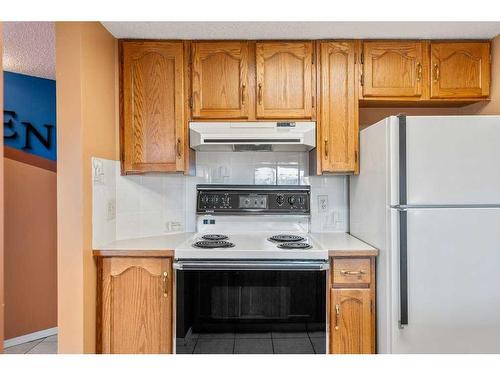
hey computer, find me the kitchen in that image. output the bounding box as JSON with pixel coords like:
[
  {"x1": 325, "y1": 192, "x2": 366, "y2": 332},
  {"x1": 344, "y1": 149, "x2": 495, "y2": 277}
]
[
  {"x1": 2, "y1": 16, "x2": 500, "y2": 364},
  {"x1": 86, "y1": 27, "x2": 499, "y2": 355}
]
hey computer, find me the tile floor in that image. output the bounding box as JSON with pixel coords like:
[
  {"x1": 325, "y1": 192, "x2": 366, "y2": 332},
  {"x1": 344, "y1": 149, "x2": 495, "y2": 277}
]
[
  {"x1": 177, "y1": 331, "x2": 326, "y2": 354},
  {"x1": 3, "y1": 334, "x2": 58, "y2": 354}
]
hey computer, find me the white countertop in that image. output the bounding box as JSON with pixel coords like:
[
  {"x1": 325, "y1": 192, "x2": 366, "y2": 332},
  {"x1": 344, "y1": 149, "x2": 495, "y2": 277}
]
[
  {"x1": 94, "y1": 231, "x2": 377, "y2": 257},
  {"x1": 310, "y1": 232, "x2": 378, "y2": 256},
  {"x1": 95, "y1": 232, "x2": 195, "y2": 251}
]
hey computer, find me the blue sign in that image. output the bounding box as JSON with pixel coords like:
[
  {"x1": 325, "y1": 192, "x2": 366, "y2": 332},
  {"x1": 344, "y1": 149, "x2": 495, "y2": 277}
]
[{"x1": 3, "y1": 71, "x2": 57, "y2": 161}]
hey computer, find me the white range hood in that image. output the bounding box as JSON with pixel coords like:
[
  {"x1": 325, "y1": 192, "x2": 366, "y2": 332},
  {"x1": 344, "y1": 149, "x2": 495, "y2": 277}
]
[{"x1": 189, "y1": 121, "x2": 316, "y2": 152}]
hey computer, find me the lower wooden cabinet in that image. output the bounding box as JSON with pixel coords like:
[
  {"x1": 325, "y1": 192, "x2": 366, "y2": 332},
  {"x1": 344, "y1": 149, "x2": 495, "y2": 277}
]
[
  {"x1": 96, "y1": 257, "x2": 173, "y2": 354},
  {"x1": 329, "y1": 257, "x2": 376, "y2": 354}
]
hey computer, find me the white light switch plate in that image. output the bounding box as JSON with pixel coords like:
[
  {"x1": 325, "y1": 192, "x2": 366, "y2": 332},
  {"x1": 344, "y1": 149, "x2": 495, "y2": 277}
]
[
  {"x1": 92, "y1": 158, "x2": 105, "y2": 185},
  {"x1": 106, "y1": 199, "x2": 116, "y2": 221}
]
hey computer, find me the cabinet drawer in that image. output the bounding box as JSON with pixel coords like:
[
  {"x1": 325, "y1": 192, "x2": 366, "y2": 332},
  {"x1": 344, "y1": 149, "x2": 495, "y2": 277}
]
[{"x1": 333, "y1": 258, "x2": 371, "y2": 285}]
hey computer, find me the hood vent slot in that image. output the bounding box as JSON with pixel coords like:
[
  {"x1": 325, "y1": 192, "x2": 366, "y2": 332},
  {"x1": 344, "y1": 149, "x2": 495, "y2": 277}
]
[
  {"x1": 204, "y1": 138, "x2": 301, "y2": 143},
  {"x1": 233, "y1": 144, "x2": 273, "y2": 152}
]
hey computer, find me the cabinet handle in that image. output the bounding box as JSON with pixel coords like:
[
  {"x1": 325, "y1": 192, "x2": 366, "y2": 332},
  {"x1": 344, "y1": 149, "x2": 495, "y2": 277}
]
[
  {"x1": 258, "y1": 83, "x2": 263, "y2": 105},
  {"x1": 241, "y1": 84, "x2": 246, "y2": 105},
  {"x1": 335, "y1": 304, "x2": 341, "y2": 330},
  {"x1": 162, "y1": 271, "x2": 169, "y2": 298},
  {"x1": 433, "y1": 64, "x2": 440, "y2": 82},
  {"x1": 340, "y1": 270, "x2": 366, "y2": 276},
  {"x1": 176, "y1": 138, "x2": 182, "y2": 158},
  {"x1": 416, "y1": 62, "x2": 422, "y2": 81},
  {"x1": 324, "y1": 139, "x2": 328, "y2": 159}
]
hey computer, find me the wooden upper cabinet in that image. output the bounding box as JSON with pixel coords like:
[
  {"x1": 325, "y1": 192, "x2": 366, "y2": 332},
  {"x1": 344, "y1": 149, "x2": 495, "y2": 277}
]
[
  {"x1": 192, "y1": 41, "x2": 250, "y2": 119},
  {"x1": 330, "y1": 288, "x2": 372, "y2": 354},
  {"x1": 430, "y1": 42, "x2": 490, "y2": 98},
  {"x1": 256, "y1": 42, "x2": 313, "y2": 119},
  {"x1": 362, "y1": 41, "x2": 426, "y2": 98},
  {"x1": 99, "y1": 257, "x2": 173, "y2": 354},
  {"x1": 121, "y1": 41, "x2": 185, "y2": 173},
  {"x1": 319, "y1": 41, "x2": 359, "y2": 174}
]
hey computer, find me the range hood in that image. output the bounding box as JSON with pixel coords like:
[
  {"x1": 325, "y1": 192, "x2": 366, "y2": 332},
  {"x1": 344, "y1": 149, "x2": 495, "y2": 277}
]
[{"x1": 189, "y1": 122, "x2": 316, "y2": 152}]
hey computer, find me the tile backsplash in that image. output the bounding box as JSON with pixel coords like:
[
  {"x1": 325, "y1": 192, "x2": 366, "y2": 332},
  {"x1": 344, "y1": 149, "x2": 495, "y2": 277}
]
[{"x1": 92, "y1": 152, "x2": 348, "y2": 246}]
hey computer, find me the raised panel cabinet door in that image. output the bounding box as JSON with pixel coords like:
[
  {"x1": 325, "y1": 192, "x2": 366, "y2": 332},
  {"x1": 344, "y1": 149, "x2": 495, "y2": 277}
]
[
  {"x1": 100, "y1": 257, "x2": 173, "y2": 354},
  {"x1": 320, "y1": 41, "x2": 358, "y2": 174},
  {"x1": 330, "y1": 288, "x2": 372, "y2": 354},
  {"x1": 256, "y1": 42, "x2": 313, "y2": 119},
  {"x1": 363, "y1": 41, "x2": 425, "y2": 98},
  {"x1": 192, "y1": 41, "x2": 249, "y2": 119},
  {"x1": 122, "y1": 42, "x2": 185, "y2": 173},
  {"x1": 430, "y1": 42, "x2": 490, "y2": 98}
]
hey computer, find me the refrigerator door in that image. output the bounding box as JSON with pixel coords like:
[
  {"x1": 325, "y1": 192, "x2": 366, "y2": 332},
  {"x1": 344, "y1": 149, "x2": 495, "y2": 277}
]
[
  {"x1": 391, "y1": 115, "x2": 500, "y2": 205},
  {"x1": 391, "y1": 207, "x2": 500, "y2": 353}
]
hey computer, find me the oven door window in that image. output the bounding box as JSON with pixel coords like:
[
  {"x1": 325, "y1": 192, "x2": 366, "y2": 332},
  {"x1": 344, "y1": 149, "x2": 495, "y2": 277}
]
[{"x1": 176, "y1": 270, "x2": 326, "y2": 354}]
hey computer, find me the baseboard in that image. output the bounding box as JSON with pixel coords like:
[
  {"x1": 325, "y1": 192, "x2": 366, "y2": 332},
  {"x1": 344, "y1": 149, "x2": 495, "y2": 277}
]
[{"x1": 4, "y1": 327, "x2": 58, "y2": 348}]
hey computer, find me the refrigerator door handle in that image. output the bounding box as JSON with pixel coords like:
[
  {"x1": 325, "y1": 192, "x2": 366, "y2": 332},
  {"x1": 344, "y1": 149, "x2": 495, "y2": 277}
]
[{"x1": 398, "y1": 114, "x2": 409, "y2": 328}]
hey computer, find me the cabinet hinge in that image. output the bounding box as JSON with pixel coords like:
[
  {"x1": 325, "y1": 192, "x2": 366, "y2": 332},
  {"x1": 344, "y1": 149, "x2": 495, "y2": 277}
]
[
  {"x1": 312, "y1": 95, "x2": 315, "y2": 108},
  {"x1": 360, "y1": 73, "x2": 364, "y2": 86},
  {"x1": 360, "y1": 52, "x2": 364, "y2": 64},
  {"x1": 189, "y1": 96, "x2": 193, "y2": 109},
  {"x1": 312, "y1": 48, "x2": 315, "y2": 65},
  {"x1": 355, "y1": 150, "x2": 358, "y2": 163}
]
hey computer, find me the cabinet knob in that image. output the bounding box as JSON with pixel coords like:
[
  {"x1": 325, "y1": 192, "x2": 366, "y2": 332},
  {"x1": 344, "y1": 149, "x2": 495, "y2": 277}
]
[
  {"x1": 335, "y1": 303, "x2": 341, "y2": 330},
  {"x1": 176, "y1": 139, "x2": 182, "y2": 158},
  {"x1": 324, "y1": 139, "x2": 329, "y2": 159},
  {"x1": 241, "y1": 84, "x2": 246, "y2": 105},
  {"x1": 416, "y1": 62, "x2": 422, "y2": 81},
  {"x1": 258, "y1": 83, "x2": 263, "y2": 105},
  {"x1": 162, "y1": 271, "x2": 169, "y2": 298},
  {"x1": 433, "y1": 64, "x2": 440, "y2": 82}
]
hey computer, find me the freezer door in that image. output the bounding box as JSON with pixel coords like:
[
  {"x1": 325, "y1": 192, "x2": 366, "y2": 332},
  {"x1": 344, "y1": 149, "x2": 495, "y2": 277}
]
[
  {"x1": 392, "y1": 115, "x2": 500, "y2": 205},
  {"x1": 391, "y1": 207, "x2": 500, "y2": 353}
]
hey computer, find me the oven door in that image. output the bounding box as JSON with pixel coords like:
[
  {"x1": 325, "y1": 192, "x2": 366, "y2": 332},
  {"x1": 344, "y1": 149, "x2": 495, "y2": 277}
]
[{"x1": 174, "y1": 259, "x2": 328, "y2": 354}]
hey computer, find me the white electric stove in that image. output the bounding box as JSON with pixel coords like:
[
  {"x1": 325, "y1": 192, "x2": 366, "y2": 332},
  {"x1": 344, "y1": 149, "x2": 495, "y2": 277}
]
[{"x1": 174, "y1": 185, "x2": 329, "y2": 268}]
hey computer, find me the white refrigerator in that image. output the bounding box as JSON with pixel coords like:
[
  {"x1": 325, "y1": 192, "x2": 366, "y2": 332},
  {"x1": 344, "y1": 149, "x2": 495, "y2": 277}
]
[{"x1": 350, "y1": 115, "x2": 500, "y2": 353}]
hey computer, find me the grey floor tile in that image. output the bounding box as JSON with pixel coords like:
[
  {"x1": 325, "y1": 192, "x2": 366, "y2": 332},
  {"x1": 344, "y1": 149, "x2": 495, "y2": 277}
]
[
  {"x1": 198, "y1": 332, "x2": 235, "y2": 339},
  {"x1": 3, "y1": 339, "x2": 44, "y2": 354},
  {"x1": 235, "y1": 338, "x2": 273, "y2": 354},
  {"x1": 235, "y1": 332, "x2": 272, "y2": 339},
  {"x1": 272, "y1": 338, "x2": 315, "y2": 354},
  {"x1": 272, "y1": 331, "x2": 309, "y2": 339},
  {"x1": 43, "y1": 334, "x2": 58, "y2": 343},
  {"x1": 26, "y1": 341, "x2": 58, "y2": 354},
  {"x1": 311, "y1": 337, "x2": 327, "y2": 354},
  {"x1": 307, "y1": 331, "x2": 326, "y2": 338},
  {"x1": 194, "y1": 339, "x2": 234, "y2": 354},
  {"x1": 176, "y1": 341, "x2": 196, "y2": 354}
]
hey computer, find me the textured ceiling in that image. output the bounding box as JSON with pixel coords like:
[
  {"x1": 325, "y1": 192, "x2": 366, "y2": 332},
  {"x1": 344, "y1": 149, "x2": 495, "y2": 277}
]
[
  {"x1": 3, "y1": 22, "x2": 55, "y2": 80},
  {"x1": 102, "y1": 21, "x2": 500, "y2": 40}
]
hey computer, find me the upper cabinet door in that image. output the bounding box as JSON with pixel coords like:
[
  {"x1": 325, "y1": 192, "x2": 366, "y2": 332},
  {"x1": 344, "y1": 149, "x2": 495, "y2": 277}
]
[
  {"x1": 256, "y1": 42, "x2": 313, "y2": 119},
  {"x1": 319, "y1": 41, "x2": 359, "y2": 174},
  {"x1": 122, "y1": 42, "x2": 185, "y2": 173},
  {"x1": 363, "y1": 41, "x2": 425, "y2": 98},
  {"x1": 430, "y1": 42, "x2": 490, "y2": 99},
  {"x1": 192, "y1": 41, "x2": 249, "y2": 119}
]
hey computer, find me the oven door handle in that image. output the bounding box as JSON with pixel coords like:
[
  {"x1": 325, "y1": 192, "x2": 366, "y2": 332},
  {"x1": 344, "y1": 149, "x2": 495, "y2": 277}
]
[{"x1": 173, "y1": 260, "x2": 330, "y2": 271}]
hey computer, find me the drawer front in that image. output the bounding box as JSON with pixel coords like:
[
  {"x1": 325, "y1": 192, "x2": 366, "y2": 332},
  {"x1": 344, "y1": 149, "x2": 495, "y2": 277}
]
[{"x1": 333, "y1": 258, "x2": 371, "y2": 285}]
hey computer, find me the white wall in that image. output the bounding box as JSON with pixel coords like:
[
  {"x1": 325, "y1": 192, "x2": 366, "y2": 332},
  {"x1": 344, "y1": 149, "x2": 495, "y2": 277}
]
[{"x1": 92, "y1": 152, "x2": 348, "y2": 245}]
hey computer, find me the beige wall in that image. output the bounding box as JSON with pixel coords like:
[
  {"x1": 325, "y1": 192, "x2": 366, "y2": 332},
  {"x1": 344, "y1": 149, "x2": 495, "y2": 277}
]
[
  {"x1": 1, "y1": 22, "x2": 5, "y2": 353},
  {"x1": 4, "y1": 159, "x2": 57, "y2": 339},
  {"x1": 56, "y1": 22, "x2": 118, "y2": 354}
]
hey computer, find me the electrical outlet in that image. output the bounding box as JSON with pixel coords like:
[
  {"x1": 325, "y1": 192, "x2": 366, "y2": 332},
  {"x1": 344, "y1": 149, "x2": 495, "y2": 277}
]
[
  {"x1": 165, "y1": 221, "x2": 184, "y2": 232},
  {"x1": 318, "y1": 195, "x2": 328, "y2": 213},
  {"x1": 106, "y1": 199, "x2": 116, "y2": 221},
  {"x1": 92, "y1": 159, "x2": 105, "y2": 185}
]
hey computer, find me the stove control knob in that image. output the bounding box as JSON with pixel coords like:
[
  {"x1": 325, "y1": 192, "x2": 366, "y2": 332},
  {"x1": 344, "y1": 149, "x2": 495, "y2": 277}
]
[
  {"x1": 201, "y1": 195, "x2": 209, "y2": 204},
  {"x1": 276, "y1": 195, "x2": 284, "y2": 206},
  {"x1": 288, "y1": 196, "x2": 296, "y2": 205}
]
